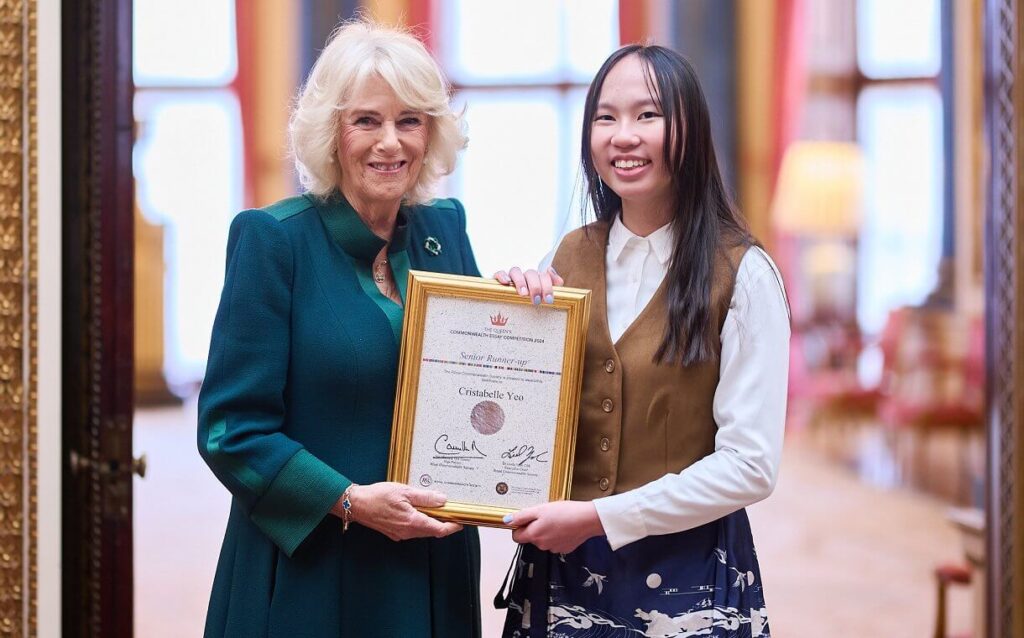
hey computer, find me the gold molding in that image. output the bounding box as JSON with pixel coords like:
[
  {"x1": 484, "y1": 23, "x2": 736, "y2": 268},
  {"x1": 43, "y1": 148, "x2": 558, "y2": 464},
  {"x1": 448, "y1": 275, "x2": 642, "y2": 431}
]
[{"x1": 0, "y1": 0, "x2": 38, "y2": 634}]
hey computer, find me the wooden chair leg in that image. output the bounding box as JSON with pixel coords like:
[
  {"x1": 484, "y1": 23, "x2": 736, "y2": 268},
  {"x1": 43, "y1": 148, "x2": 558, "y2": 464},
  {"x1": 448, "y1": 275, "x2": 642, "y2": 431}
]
[
  {"x1": 934, "y1": 575, "x2": 948, "y2": 638},
  {"x1": 934, "y1": 564, "x2": 972, "y2": 638}
]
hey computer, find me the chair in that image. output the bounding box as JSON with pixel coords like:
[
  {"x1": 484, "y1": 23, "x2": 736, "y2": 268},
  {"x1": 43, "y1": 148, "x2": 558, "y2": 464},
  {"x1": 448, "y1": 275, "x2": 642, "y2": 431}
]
[
  {"x1": 878, "y1": 309, "x2": 984, "y2": 503},
  {"x1": 804, "y1": 308, "x2": 906, "y2": 462}
]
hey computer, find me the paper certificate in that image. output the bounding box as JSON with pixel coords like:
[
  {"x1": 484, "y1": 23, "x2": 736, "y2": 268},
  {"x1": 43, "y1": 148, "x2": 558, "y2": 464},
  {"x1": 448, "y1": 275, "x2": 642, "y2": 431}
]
[{"x1": 387, "y1": 271, "x2": 591, "y2": 528}]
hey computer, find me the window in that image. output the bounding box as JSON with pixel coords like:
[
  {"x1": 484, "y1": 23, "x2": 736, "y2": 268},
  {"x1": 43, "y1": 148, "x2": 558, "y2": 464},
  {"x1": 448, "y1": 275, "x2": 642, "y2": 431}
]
[
  {"x1": 438, "y1": 0, "x2": 618, "y2": 274},
  {"x1": 134, "y1": 0, "x2": 244, "y2": 387},
  {"x1": 801, "y1": 0, "x2": 945, "y2": 334},
  {"x1": 854, "y1": 0, "x2": 944, "y2": 333}
]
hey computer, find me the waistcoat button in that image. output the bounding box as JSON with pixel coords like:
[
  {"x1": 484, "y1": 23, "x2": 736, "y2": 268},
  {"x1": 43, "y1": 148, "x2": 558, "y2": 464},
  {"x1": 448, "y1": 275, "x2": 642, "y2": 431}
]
[
  {"x1": 604, "y1": 359, "x2": 615, "y2": 373},
  {"x1": 599, "y1": 477, "x2": 610, "y2": 491},
  {"x1": 601, "y1": 398, "x2": 614, "y2": 412},
  {"x1": 600, "y1": 437, "x2": 610, "y2": 451}
]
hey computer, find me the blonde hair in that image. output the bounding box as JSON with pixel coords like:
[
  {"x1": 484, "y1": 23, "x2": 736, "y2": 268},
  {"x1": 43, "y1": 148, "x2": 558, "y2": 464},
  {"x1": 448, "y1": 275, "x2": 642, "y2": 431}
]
[{"x1": 289, "y1": 19, "x2": 466, "y2": 205}]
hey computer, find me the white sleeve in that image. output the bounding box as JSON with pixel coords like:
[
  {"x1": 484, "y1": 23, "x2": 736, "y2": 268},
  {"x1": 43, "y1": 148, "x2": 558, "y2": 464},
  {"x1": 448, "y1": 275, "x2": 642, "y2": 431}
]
[{"x1": 592, "y1": 247, "x2": 791, "y2": 550}]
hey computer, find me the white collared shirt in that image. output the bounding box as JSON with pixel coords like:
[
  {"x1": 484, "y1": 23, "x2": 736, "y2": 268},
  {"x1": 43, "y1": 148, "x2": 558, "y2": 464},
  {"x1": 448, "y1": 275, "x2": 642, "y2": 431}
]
[
  {"x1": 590, "y1": 215, "x2": 791, "y2": 550},
  {"x1": 604, "y1": 216, "x2": 676, "y2": 343}
]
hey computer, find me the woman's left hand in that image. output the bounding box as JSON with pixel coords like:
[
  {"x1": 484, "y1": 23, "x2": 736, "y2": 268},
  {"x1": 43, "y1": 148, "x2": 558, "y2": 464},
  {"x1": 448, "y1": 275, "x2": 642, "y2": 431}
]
[
  {"x1": 493, "y1": 267, "x2": 563, "y2": 305},
  {"x1": 506, "y1": 500, "x2": 604, "y2": 554}
]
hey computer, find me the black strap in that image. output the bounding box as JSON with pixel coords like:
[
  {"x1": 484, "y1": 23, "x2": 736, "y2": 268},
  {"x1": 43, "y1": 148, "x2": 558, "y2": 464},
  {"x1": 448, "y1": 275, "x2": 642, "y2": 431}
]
[{"x1": 492, "y1": 543, "x2": 524, "y2": 609}]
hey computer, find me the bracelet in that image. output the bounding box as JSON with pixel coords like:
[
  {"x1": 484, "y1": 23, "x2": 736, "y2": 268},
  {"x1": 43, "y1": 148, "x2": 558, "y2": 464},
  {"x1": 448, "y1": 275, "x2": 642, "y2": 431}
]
[{"x1": 341, "y1": 483, "x2": 358, "y2": 533}]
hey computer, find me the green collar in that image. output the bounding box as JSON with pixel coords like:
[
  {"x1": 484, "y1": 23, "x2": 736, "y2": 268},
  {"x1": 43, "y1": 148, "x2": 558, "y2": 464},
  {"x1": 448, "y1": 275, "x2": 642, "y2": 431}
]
[{"x1": 309, "y1": 191, "x2": 411, "y2": 262}]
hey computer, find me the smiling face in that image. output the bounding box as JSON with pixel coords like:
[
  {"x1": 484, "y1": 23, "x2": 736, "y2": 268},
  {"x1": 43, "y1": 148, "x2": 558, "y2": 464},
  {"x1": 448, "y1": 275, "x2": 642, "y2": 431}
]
[
  {"x1": 589, "y1": 54, "x2": 675, "y2": 221},
  {"x1": 335, "y1": 74, "x2": 429, "y2": 212}
]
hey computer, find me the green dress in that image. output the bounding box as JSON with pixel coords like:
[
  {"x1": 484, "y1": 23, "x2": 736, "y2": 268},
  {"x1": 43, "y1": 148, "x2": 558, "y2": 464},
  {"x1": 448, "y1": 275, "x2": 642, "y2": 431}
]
[{"x1": 198, "y1": 192, "x2": 482, "y2": 638}]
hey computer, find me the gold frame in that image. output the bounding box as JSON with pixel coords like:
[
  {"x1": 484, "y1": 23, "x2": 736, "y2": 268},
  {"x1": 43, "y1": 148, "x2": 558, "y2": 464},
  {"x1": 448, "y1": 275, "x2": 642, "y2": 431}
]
[
  {"x1": 387, "y1": 271, "x2": 591, "y2": 528},
  {"x1": 0, "y1": 0, "x2": 38, "y2": 634}
]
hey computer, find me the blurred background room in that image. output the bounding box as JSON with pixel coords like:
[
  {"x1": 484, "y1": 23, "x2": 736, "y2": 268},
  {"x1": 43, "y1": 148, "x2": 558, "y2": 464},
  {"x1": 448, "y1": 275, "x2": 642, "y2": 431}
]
[{"x1": 128, "y1": 1, "x2": 988, "y2": 635}]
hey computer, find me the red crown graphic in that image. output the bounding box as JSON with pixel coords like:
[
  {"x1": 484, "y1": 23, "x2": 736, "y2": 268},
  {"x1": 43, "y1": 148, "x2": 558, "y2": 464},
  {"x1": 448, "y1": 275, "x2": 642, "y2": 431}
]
[{"x1": 490, "y1": 312, "x2": 509, "y2": 327}]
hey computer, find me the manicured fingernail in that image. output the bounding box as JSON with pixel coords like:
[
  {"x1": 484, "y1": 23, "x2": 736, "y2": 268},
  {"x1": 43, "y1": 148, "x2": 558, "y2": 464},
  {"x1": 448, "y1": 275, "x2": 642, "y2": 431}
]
[
  {"x1": 502, "y1": 514, "x2": 513, "y2": 524},
  {"x1": 544, "y1": 294, "x2": 554, "y2": 304},
  {"x1": 519, "y1": 287, "x2": 528, "y2": 295},
  {"x1": 532, "y1": 295, "x2": 541, "y2": 305}
]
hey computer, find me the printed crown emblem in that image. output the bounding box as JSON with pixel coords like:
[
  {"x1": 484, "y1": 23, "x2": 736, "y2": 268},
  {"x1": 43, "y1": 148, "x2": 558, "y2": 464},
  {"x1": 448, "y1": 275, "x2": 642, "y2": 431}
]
[{"x1": 490, "y1": 312, "x2": 509, "y2": 327}]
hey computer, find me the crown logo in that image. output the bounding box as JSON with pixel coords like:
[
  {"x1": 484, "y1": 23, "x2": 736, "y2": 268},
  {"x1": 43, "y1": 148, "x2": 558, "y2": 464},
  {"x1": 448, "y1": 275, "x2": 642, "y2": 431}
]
[{"x1": 490, "y1": 312, "x2": 509, "y2": 327}]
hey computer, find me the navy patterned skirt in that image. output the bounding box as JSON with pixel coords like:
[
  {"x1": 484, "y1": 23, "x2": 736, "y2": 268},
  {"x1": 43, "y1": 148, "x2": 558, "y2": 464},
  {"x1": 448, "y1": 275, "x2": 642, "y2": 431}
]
[{"x1": 499, "y1": 509, "x2": 770, "y2": 637}]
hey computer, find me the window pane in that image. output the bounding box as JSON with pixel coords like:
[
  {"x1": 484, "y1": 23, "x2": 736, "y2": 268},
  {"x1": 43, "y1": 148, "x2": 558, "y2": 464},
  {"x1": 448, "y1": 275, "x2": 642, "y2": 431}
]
[
  {"x1": 856, "y1": 86, "x2": 943, "y2": 333},
  {"x1": 564, "y1": 0, "x2": 620, "y2": 78},
  {"x1": 134, "y1": 0, "x2": 237, "y2": 86},
  {"x1": 449, "y1": 90, "x2": 563, "y2": 275},
  {"x1": 445, "y1": 1, "x2": 561, "y2": 82},
  {"x1": 857, "y1": 0, "x2": 940, "y2": 78},
  {"x1": 134, "y1": 91, "x2": 244, "y2": 385},
  {"x1": 443, "y1": 0, "x2": 617, "y2": 83}
]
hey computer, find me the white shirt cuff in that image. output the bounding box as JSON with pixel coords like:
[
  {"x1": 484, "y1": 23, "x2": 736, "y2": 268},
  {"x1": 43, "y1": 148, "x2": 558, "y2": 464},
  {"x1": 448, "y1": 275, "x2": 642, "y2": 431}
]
[{"x1": 593, "y1": 491, "x2": 649, "y2": 551}]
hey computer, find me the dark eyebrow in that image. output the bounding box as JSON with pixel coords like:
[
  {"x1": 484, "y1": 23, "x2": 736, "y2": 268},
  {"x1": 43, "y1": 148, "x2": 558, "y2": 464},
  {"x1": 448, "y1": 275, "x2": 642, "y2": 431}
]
[{"x1": 596, "y1": 98, "x2": 660, "y2": 111}]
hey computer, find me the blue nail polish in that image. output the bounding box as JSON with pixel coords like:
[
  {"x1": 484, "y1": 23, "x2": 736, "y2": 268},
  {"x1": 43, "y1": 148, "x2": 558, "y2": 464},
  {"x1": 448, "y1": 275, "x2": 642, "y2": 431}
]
[
  {"x1": 502, "y1": 514, "x2": 513, "y2": 524},
  {"x1": 532, "y1": 295, "x2": 541, "y2": 305},
  {"x1": 544, "y1": 294, "x2": 554, "y2": 304}
]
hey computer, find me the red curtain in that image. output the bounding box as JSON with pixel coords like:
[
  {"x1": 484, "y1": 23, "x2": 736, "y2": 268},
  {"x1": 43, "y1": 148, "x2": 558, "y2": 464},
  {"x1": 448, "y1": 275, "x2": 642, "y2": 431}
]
[
  {"x1": 770, "y1": 0, "x2": 811, "y2": 402},
  {"x1": 772, "y1": 0, "x2": 808, "y2": 183}
]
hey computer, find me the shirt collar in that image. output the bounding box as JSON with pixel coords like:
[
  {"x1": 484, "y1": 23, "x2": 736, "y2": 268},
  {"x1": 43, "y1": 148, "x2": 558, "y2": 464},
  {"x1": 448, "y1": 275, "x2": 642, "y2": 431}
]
[
  {"x1": 311, "y1": 190, "x2": 410, "y2": 262},
  {"x1": 607, "y1": 214, "x2": 675, "y2": 265}
]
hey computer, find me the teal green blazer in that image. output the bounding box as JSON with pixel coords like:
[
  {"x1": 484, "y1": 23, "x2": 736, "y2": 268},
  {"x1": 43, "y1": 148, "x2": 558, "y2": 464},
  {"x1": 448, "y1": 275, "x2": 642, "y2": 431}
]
[{"x1": 198, "y1": 192, "x2": 482, "y2": 638}]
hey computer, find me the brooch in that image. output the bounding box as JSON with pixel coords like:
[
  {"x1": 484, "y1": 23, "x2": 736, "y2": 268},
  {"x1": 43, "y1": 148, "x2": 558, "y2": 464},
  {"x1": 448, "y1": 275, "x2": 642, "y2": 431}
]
[{"x1": 424, "y1": 236, "x2": 442, "y2": 256}]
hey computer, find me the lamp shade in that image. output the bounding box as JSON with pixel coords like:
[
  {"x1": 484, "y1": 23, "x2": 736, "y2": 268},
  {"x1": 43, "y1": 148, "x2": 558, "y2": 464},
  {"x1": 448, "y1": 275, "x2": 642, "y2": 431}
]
[{"x1": 772, "y1": 141, "x2": 866, "y2": 237}]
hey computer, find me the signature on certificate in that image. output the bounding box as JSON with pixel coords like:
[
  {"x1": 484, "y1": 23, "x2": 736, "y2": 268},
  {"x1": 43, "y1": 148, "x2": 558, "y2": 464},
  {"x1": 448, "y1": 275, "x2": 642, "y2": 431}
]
[
  {"x1": 501, "y1": 444, "x2": 549, "y2": 466},
  {"x1": 433, "y1": 434, "x2": 487, "y2": 459}
]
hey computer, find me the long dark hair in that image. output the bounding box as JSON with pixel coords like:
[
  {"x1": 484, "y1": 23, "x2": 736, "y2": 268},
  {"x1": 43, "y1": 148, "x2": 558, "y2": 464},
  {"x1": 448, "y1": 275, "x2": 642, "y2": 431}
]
[{"x1": 581, "y1": 44, "x2": 755, "y2": 366}]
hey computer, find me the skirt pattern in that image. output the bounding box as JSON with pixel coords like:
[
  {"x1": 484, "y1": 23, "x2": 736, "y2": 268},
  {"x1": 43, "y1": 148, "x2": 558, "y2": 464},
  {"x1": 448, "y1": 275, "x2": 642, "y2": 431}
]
[{"x1": 500, "y1": 509, "x2": 769, "y2": 638}]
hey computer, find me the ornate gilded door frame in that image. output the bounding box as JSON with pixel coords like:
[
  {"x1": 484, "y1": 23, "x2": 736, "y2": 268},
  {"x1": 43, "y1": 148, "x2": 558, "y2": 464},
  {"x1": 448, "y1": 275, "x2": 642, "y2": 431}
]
[
  {"x1": 985, "y1": 0, "x2": 1024, "y2": 635},
  {"x1": 61, "y1": 0, "x2": 135, "y2": 636},
  {"x1": 0, "y1": 0, "x2": 39, "y2": 635}
]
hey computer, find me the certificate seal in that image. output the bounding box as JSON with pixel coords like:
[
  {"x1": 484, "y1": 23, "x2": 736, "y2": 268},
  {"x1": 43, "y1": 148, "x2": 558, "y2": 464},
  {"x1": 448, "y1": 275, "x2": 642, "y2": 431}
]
[
  {"x1": 419, "y1": 474, "x2": 433, "y2": 487},
  {"x1": 495, "y1": 482, "x2": 509, "y2": 495},
  {"x1": 470, "y1": 400, "x2": 505, "y2": 435}
]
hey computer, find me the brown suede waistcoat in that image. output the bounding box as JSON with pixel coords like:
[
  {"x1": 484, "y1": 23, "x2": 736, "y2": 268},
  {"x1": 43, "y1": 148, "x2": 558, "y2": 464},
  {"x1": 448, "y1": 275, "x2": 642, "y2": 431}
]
[{"x1": 553, "y1": 221, "x2": 746, "y2": 500}]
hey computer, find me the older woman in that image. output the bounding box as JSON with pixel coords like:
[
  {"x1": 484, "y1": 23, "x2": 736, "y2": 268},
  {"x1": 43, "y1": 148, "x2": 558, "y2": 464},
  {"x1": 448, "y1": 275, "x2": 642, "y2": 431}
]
[{"x1": 198, "y1": 21, "x2": 481, "y2": 638}]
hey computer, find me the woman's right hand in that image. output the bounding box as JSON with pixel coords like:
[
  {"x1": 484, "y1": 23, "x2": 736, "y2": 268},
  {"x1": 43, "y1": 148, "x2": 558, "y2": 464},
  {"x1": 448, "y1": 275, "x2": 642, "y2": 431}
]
[
  {"x1": 335, "y1": 482, "x2": 463, "y2": 541},
  {"x1": 494, "y1": 266, "x2": 563, "y2": 305}
]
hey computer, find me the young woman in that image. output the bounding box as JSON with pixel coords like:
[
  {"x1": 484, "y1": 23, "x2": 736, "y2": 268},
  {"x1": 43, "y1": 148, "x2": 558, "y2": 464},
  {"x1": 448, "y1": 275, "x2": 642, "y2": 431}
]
[{"x1": 495, "y1": 44, "x2": 790, "y2": 638}]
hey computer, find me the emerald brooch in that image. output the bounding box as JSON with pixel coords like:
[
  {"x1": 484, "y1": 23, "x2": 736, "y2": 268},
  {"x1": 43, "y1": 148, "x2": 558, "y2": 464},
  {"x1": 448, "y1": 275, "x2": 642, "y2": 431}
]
[{"x1": 424, "y1": 236, "x2": 442, "y2": 256}]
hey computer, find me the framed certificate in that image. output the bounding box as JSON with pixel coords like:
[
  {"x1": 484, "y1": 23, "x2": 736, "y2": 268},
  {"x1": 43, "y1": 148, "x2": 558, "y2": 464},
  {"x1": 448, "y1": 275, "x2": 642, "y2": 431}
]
[{"x1": 387, "y1": 271, "x2": 591, "y2": 528}]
